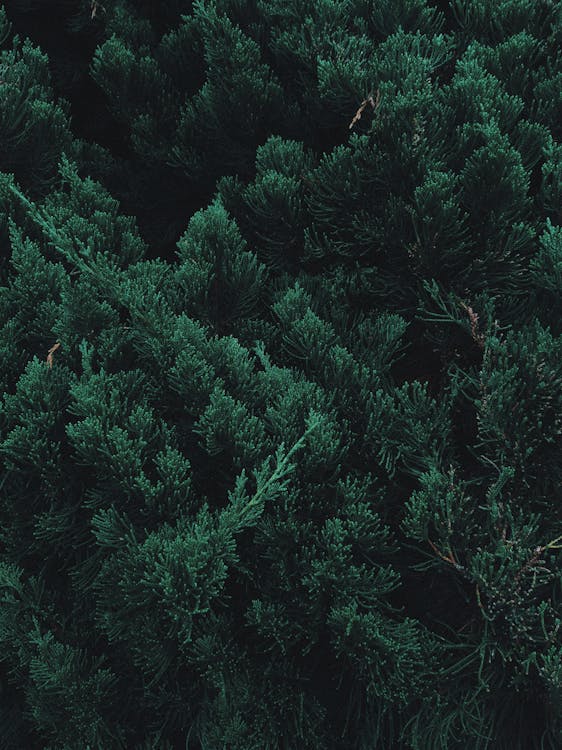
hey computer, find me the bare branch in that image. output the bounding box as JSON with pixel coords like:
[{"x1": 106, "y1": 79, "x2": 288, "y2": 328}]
[{"x1": 349, "y1": 88, "x2": 381, "y2": 130}]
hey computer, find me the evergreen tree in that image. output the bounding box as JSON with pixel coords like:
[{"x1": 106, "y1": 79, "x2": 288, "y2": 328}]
[{"x1": 1, "y1": 0, "x2": 562, "y2": 747}]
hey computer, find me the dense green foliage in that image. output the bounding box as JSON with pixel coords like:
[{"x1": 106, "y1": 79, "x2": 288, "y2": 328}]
[{"x1": 1, "y1": 1, "x2": 562, "y2": 747}]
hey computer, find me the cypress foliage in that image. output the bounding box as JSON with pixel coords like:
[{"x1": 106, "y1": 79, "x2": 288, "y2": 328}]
[{"x1": 1, "y1": 0, "x2": 562, "y2": 748}]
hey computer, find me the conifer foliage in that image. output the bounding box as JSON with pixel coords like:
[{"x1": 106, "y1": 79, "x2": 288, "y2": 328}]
[{"x1": 1, "y1": 0, "x2": 562, "y2": 748}]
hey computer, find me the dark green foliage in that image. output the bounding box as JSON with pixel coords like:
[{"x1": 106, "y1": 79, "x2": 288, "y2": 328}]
[
  {"x1": 0, "y1": 10, "x2": 73, "y2": 195},
  {"x1": 1, "y1": 0, "x2": 562, "y2": 747}
]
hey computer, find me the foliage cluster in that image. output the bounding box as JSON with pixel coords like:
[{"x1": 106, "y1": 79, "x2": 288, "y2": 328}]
[{"x1": 1, "y1": 1, "x2": 562, "y2": 747}]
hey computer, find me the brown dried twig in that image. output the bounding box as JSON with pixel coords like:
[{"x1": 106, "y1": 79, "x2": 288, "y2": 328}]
[
  {"x1": 349, "y1": 88, "x2": 381, "y2": 130},
  {"x1": 91, "y1": 1, "x2": 105, "y2": 19},
  {"x1": 428, "y1": 537, "x2": 461, "y2": 568},
  {"x1": 459, "y1": 301, "x2": 485, "y2": 349},
  {"x1": 46, "y1": 341, "x2": 61, "y2": 369}
]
